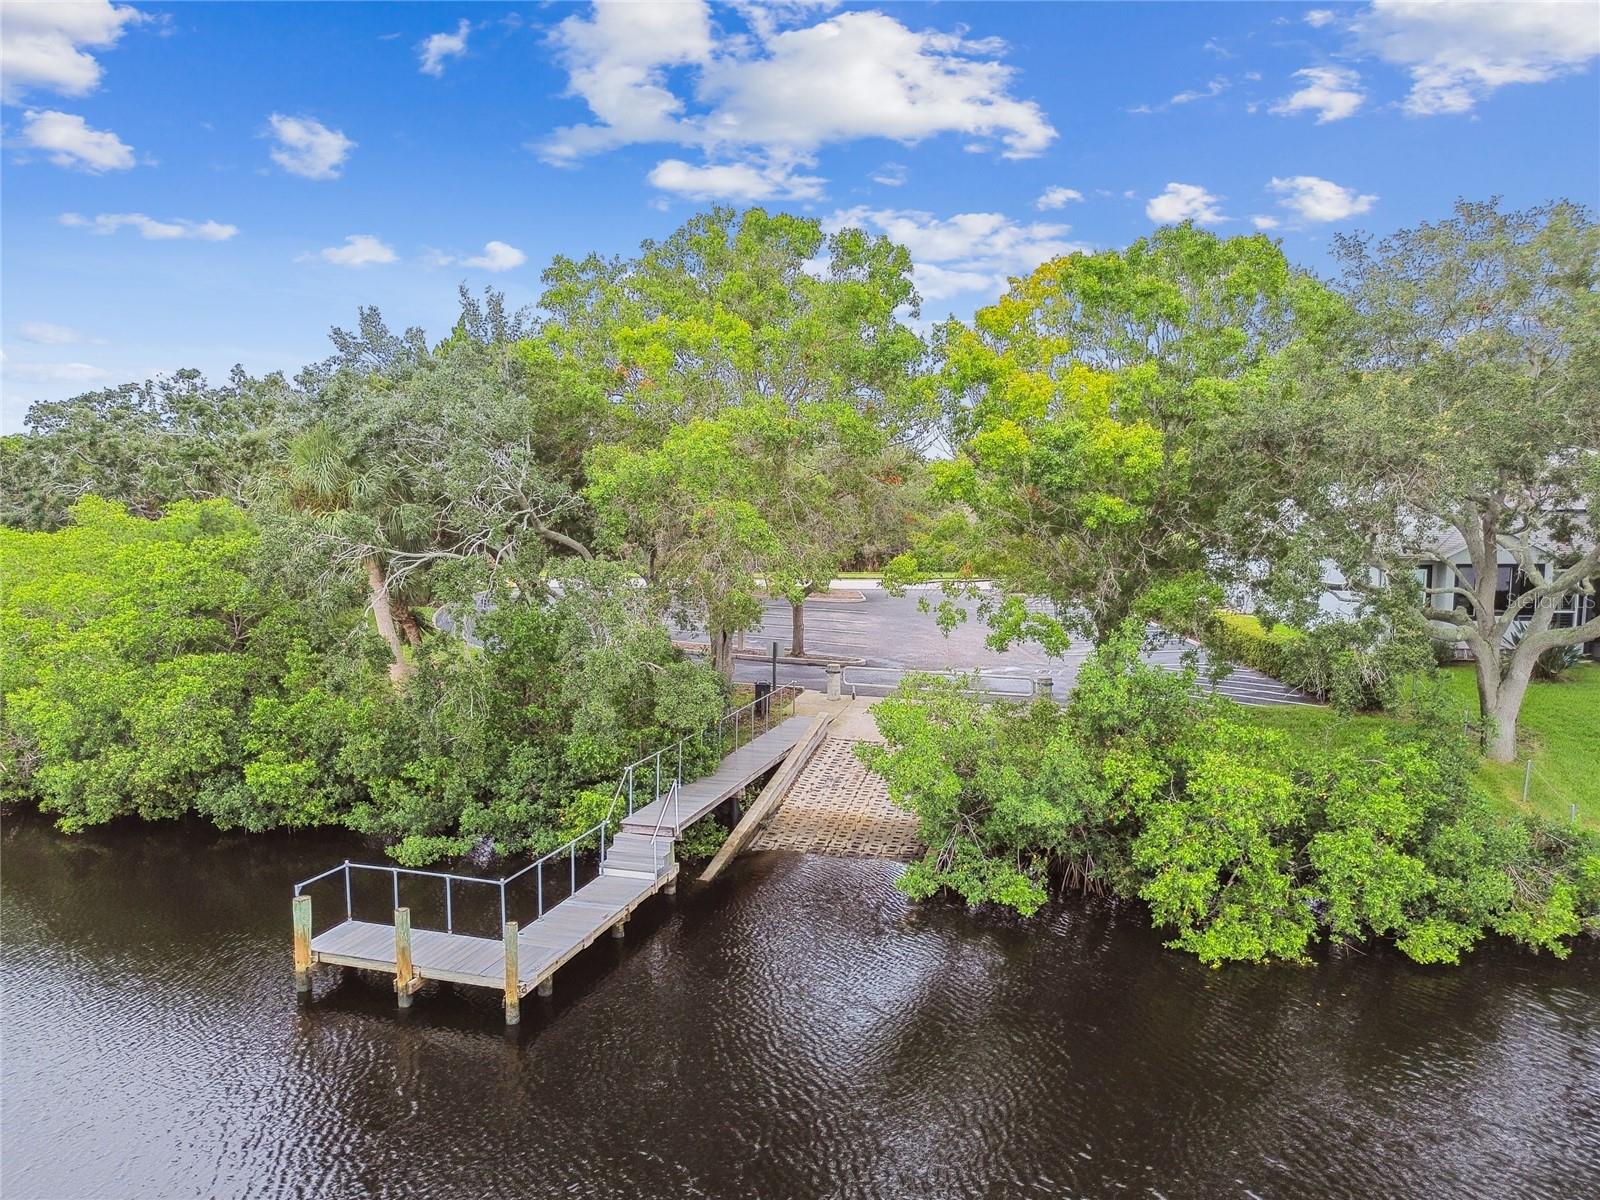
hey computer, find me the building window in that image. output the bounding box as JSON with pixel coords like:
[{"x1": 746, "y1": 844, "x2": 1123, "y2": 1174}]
[{"x1": 1453, "y1": 564, "x2": 1544, "y2": 617}]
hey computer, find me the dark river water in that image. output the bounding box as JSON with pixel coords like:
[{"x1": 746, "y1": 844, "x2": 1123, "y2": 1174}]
[{"x1": 3, "y1": 816, "x2": 1598, "y2": 1200}]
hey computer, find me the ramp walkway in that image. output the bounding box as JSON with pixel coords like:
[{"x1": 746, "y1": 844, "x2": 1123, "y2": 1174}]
[{"x1": 291, "y1": 687, "x2": 806, "y2": 1024}]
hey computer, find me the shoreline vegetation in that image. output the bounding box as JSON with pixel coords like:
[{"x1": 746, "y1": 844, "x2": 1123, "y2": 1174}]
[
  {"x1": 861, "y1": 630, "x2": 1599, "y2": 967},
  {"x1": 3, "y1": 201, "x2": 1598, "y2": 969}
]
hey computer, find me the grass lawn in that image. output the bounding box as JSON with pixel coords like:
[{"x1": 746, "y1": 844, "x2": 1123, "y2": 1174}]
[{"x1": 1238, "y1": 664, "x2": 1599, "y2": 830}]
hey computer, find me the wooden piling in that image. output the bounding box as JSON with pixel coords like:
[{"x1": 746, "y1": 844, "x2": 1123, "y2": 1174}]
[
  {"x1": 611, "y1": 917, "x2": 627, "y2": 940},
  {"x1": 292, "y1": 894, "x2": 313, "y2": 995},
  {"x1": 394, "y1": 907, "x2": 415, "y2": 1008},
  {"x1": 503, "y1": 921, "x2": 520, "y2": 1025},
  {"x1": 537, "y1": 977, "x2": 553, "y2": 998}
]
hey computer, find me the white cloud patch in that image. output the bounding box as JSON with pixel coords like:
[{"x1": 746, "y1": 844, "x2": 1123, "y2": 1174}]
[
  {"x1": 0, "y1": 0, "x2": 143, "y2": 103},
  {"x1": 5, "y1": 361, "x2": 110, "y2": 384},
  {"x1": 539, "y1": 1, "x2": 1055, "y2": 196},
  {"x1": 59, "y1": 211, "x2": 238, "y2": 240},
  {"x1": 1036, "y1": 186, "x2": 1084, "y2": 210},
  {"x1": 1251, "y1": 214, "x2": 1281, "y2": 231},
  {"x1": 462, "y1": 240, "x2": 527, "y2": 272},
  {"x1": 1145, "y1": 182, "x2": 1227, "y2": 225},
  {"x1": 826, "y1": 206, "x2": 1085, "y2": 303},
  {"x1": 1304, "y1": 9, "x2": 1338, "y2": 28},
  {"x1": 648, "y1": 156, "x2": 825, "y2": 201},
  {"x1": 1268, "y1": 175, "x2": 1377, "y2": 222},
  {"x1": 1171, "y1": 76, "x2": 1231, "y2": 105},
  {"x1": 19, "y1": 109, "x2": 134, "y2": 171},
  {"x1": 267, "y1": 113, "x2": 355, "y2": 179},
  {"x1": 313, "y1": 234, "x2": 397, "y2": 267},
  {"x1": 19, "y1": 321, "x2": 83, "y2": 345},
  {"x1": 1271, "y1": 66, "x2": 1365, "y2": 122},
  {"x1": 1355, "y1": 0, "x2": 1600, "y2": 116},
  {"x1": 418, "y1": 19, "x2": 471, "y2": 76},
  {"x1": 870, "y1": 161, "x2": 907, "y2": 186}
]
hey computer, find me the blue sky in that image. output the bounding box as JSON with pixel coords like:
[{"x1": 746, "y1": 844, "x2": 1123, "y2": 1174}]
[{"x1": 3, "y1": 0, "x2": 1598, "y2": 432}]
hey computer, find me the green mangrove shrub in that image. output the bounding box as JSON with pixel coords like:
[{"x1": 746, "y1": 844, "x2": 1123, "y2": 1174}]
[{"x1": 861, "y1": 622, "x2": 1600, "y2": 966}]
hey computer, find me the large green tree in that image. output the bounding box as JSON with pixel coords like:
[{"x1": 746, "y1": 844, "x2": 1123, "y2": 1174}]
[
  {"x1": 929, "y1": 224, "x2": 1339, "y2": 648},
  {"x1": 0, "y1": 368, "x2": 306, "y2": 531},
  {"x1": 1273, "y1": 200, "x2": 1600, "y2": 762},
  {"x1": 544, "y1": 207, "x2": 934, "y2": 662}
]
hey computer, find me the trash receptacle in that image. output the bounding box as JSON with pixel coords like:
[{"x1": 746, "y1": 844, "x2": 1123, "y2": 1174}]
[{"x1": 754, "y1": 680, "x2": 772, "y2": 721}]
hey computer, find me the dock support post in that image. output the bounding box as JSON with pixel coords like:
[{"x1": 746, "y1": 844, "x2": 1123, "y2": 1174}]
[
  {"x1": 292, "y1": 894, "x2": 313, "y2": 996},
  {"x1": 664, "y1": 875, "x2": 677, "y2": 896},
  {"x1": 503, "y1": 921, "x2": 520, "y2": 1026},
  {"x1": 537, "y1": 977, "x2": 553, "y2": 998},
  {"x1": 611, "y1": 917, "x2": 627, "y2": 940},
  {"x1": 394, "y1": 907, "x2": 415, "y2": 1009}
]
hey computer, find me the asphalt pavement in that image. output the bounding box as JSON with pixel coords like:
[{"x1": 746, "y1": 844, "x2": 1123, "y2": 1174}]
[{"x1": 686, "y1": 586, "x2": 1319, "y2": 708}]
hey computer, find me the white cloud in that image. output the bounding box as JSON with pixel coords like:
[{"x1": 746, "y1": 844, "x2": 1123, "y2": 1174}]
[
  {"x1": 1270, "y1": 66, "x2": 1365, "y2": 122},
  {"x1": 1170, "y1": 76, "x2": 1230, "y2": 105},
  {"x1": 1251, "y1": 215, "x2": 1281, "y2": 231},
  {"x1": 1035, "y1": 186, "x2": 1084, "y2": 210},
  {"x1": 19, "y1": 109, "x2": 134, "y2": 171},
  {"x1": 870, "y1": 161, "x2": 907, "y2": 187},
  {"x1": 728, "y1": 0, "x2": 844, "y2": 40},
  {"x1": 1268, "y1": 175, "x2": 1377, "y2": 222},
  {"x1": 1145, "y1": 183, "x2": 1227, "y2": 225},
  {"x1": 538, "y1": 0, "x2": 1056, "y2": 192},
  {"x1": 418, "y1": 19, "x2": 470, "y2": 77},
  {"x1": 540, "y1": 0, "x2": 716, "y2": 162},
  {"x1": 59, "y1": 211, "x2": 238, "y2": 240},
  {"x1": 1355, "y1": 0, "x2": 1600, "y2": 116},
  {"x1": 461, "y1": 240, "x2": 527, "y2": 272},
  {"x1": 647, "y1": 156, "x2": 826, "y2": 201},
  {"x1": 5, "y1": 361, "x2": 110, "y2": 384},
  {"x1": 826, "y1": 206, "x2": 1085, "y2": 303},
  {"x1": 267, "y1": 113, "x2": 355, "y2": 179},
  {"x1": 1304, "y1": 9, "x2": 1337, "y2": 28},
  {"x1": 314, "y1": 234, "x2": 397, "y2": 267},
  {"x1": 19, "y1": 321, "x2": 83, "y2": 344},
  {"x1": 0, "y1": 0, "x2": 143, "y2": 103}
]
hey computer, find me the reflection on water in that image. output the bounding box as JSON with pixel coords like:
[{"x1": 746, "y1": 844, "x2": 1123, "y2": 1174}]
[{"x1": 3, "y1": 815, "x2": 1597, "y2": 1199}]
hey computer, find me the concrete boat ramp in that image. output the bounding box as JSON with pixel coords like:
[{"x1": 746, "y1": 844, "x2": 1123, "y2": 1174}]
[{"x1": 292, "y1": 689, "x2": 816, "y2": 1024}]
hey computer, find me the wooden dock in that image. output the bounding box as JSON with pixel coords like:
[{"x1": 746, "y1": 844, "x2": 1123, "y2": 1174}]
[{"x1": 293, "y1": 703, "x2": 814, "y2": 1024}]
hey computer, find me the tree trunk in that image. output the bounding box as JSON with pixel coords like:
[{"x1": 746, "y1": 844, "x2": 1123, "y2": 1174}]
[
  {"x1": 366, "y1": 556, "x2": 412, "y2": 683},
  {"x1": 710, "y1": 628, "x2": 735, "y2": 684},
  {"x1": 395, "y1": 603, "x2": 423, "y2": 648},
  {"x1": 1483, "y1": 648, "x2": 1535, "y2": 764},
  {"x1": 790, "y1": 598, "x2": 805, "y2": 658}
]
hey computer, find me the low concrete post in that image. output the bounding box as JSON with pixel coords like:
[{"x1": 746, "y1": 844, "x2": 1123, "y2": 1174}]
[
  {"x1": 503, "y1": 921, "x2": 520, "y2": 1026},
  {"x1": 825, "y1": 662, "x2": 843, "y2": 701},
  {"x1": 292, "y1": 894, "x2": 313, "y2": 996},
  {"x1": 394, "y1": 907, "x2": 415, "y2": 1009},
  {"x1": 1039, "y1": 676, "x2": 1055, "y2": 704}
]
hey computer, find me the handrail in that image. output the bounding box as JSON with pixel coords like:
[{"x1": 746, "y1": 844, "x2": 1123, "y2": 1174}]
[
  {"x1": 648, "y1": 778, "x2": 681, "y2": 860},
  {"x1": 601, "y1": 683, "x2": 801, "y2": 831}
]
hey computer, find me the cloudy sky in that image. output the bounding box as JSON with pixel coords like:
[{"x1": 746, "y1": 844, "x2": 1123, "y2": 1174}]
[{"x1": 3, "y1": 0, "x2": 1598, "y2": 431}]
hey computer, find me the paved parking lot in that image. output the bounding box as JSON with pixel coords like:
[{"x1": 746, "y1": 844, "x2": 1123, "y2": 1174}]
[{"x1": 681, "y1": 586, "x2": 1318, "y2": 708}]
